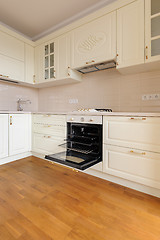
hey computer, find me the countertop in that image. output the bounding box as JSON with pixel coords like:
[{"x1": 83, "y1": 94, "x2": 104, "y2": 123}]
[{"x1": 1, "y1": 111, "x2": 160, "y2": 117}]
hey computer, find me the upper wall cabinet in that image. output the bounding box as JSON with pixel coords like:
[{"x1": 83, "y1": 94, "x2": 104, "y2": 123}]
[
  {"x1": 117, "y1": 0, "x2": 144, "y2": 69},
  {"x1": 71, "y1": 12, "x2": 116, "y2": 69},
  {"x1": 35, "y1": 44, "x2": 44, "y2": 83},
  {"x1": 145, "y1": 0, "x2": 160, "y2": 62},
  {"x1": 25, "y1": 44, "x2": 35, "y2": 84}
]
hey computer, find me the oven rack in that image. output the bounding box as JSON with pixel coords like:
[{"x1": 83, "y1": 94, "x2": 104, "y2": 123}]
[{"x1": 59, "y1": 143, "x2": 94, "y2": 155}]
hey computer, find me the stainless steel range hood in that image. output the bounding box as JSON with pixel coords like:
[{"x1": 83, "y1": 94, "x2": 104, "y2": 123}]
[{"x1": 76, "y1": 59, "x2": 116, "y2": 74}]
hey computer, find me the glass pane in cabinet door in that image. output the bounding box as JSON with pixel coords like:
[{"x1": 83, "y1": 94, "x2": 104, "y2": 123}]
[
  {"x1": 45, "y1": 56, "x2": 49, "y2": 68},
  {"x1": 151, "y1": 0, "x2": 160, "y2": 15},
  {"x1": 45, "y1": 45, "x2": 49, "y2": 55},
  {"x1": 50, "y1": 43, "x2": 54, "y2": 53},
  {"x1": 45, "y1": 69, "x2": 49, "y2": 79},
  {"x1": 50, "y1": 68, "x2": 55, "y2": 79},
  {"x1": 50, "y1": 54, "x2": 54, "y2": 67},
  {"x1": 151, "y1": 16, "x2": 160, "y2": 37},
  {"x1": 151, "y1": 38, "x2": 160, "y2": 56}
]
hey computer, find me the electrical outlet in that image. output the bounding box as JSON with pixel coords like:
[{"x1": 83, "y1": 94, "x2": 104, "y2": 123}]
[
  {"x1": 142, "y1": 95, "x2": 147, "y2": 101},
  {"x1": 142, "y1": 93, "x2": 160, "y2": 101},
  {"x1": 69, "y1": 99, "x2": 78, "y2": 104}
]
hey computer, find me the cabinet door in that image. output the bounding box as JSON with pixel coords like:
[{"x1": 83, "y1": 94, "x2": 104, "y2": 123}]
[
  {"x1": 32, "y1": 133, "x2": 64, "y2": 155},
  {"x1": 0, "y1": 30, "x2": 24, "y2": 61},
  {"x1": 34, "y1": 44, "x2": 44, "y2": 83},
  {"x1": 57, "y1": 33, "x2": 71, "y2": 79},
  {"x1": 145, "y1": 0, "x2": 160, "y2": 62},
  {"x1": 25, "y1": 44, "x2": 34, "y2": 84},
  {"x1": 71, "y1": 11, "x2": 116, "y2": 69},
  {"x1": 0, "y1": 54, "x2": 24, "y2": 82},
  {"x1": 103, "y1": 144, "x2": 160, "y2": 189},
  {"x1": 117, "y1": 0, "x2": 144, "y2": 68},
  {"x1": 103, "y1": 116, "x2": 160, "y2": 153},
  {"x1": 9, "y1": 114, "x2": 31, "y2": 156},
  {"x1": 0, "y1": 114, "x2": 8, "y2": 159}
]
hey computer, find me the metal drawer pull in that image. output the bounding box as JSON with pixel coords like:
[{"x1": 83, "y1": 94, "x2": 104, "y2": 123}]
[
  {"x1": 86, "y1": 60, "x2": 95, "y2": 64},
  {"x1": 130, "y1": 117, "x2": 146, "y2": 120},
  {"x1": 43, "y1": 125, "x2": 51, "y2": 128},
  {"x1": 130, "y1": 150, "x2": 146, "y2": 155}
]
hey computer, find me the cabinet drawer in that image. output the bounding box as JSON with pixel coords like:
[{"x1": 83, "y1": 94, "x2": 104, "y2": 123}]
[
  {"x1": 32, "y1": 133, "x2": 64, "y2": 155},
  {"x1": 33, "y1": 123, "x2": 66, "y2": 138},
  {"x1": 103, "y1": 116, "x2": 160, "y2": 153},
  {"x1": 103, "y1": 144, "x2": 160, "y2": 189},
  {"x1": 32, "y1": 114, "x2": 66, "y2": 126}
]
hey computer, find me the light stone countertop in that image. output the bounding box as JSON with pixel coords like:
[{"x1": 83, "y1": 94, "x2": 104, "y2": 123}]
[{"x1": 1, "y1": 111, "x2": 160, "y2": 117}]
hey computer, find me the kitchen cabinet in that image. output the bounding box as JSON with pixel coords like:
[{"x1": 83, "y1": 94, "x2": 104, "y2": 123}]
[
  {"x1": 71, "y1": 11, "x2": 116, "y2": 69},
  {"x1": 32, "y1": 114, "x2": 66, "y2": 155},
  {"x1": 34, "y1": 44, "x2": 44, "y2": 83},
  {"x1": 103, "y1": 116, "x2": 160, "y2": 190},
  {"x1": 25, "y1": 44, "x2": 35, "y2": 84},
  {"x1": 103, "y1": 144, "x2": 160, "y2": 190},
  {"x1": 145, "y1": 0, "x2": 160, "y2": 62},
  {"x1": 0, "y1": 115, "x2": 8, "y2": 159},
  {"x1": 0, "y1": 30, "x2": 24, "y2": 61},
  {"x1": 117, "y1": 0, "x2": 144, "y2": 68},
  {"x1": 9, "y1": 114, "x2": 31, "y2": 156},
  {"x1": 0, "y1": 54, "x2": 24, "y2": 82}
]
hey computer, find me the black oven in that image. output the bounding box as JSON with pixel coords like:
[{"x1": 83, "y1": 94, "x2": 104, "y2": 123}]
[{"x1": 45, "y1": 115, "x2": 102, "y2": 170}]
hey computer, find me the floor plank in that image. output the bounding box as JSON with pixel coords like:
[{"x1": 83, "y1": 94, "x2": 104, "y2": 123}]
[{"x1": 0, "y1": 156, "x2": 160, "y2": 240}]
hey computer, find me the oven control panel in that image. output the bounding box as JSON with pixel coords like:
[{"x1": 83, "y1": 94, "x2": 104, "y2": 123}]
[{"x1": 67, "y1": 115, "x2": 102, "y2": 124}]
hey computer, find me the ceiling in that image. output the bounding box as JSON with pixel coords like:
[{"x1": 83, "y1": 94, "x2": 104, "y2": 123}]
[{"x1": 0, "y1": 0, "x2": 116, "y2": 41}]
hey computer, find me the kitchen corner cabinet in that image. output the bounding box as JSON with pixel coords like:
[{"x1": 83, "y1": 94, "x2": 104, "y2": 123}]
[
  {"x1": 9, "y1": 114, "x2": 31, "y2": 156},
  {"x1": 117, "y1": 0, "x2": 144, "y2": 69},
  {"x1": 71, "y1": 11, "x2": 116, "y2": 69},
  {"x1": 103, "y1": 116, "x2": 160, "y2": 189},
  {"x1": 35, "y1": 44, "x2": 44, "y2": 83},
  {"x1": 145, "y1": 0, "x2": 160, "y2": 62},
  {"x1": 0, "y1": 115, "x2": 8, "y2": 159},
  {"x1": 25, "y1": 44, "x2": 35, "y2": 84}
]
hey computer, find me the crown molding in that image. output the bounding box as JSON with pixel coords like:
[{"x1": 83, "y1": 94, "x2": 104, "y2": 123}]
[{"x1": 32, "y1": 0, "x2": 116, "y2": 41}]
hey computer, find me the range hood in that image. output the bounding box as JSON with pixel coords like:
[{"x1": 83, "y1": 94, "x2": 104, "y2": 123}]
[
  {"x1": 0, "y1": 75, "x2": 19, "y2": 84},
  {"x1": 76, "y1": 59, "x2": 116, "y2": 74}
]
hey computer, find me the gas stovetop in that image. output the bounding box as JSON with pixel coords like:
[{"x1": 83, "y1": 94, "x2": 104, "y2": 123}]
[{"x1": 75, "y1": 108, "x2": 112, "y2": 113}]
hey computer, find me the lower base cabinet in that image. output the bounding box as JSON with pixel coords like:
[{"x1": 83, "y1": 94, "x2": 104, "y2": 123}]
[
  {"x1": 32, "y1": 133, "x2": 64, "y2": 155},
  {"x1": 9, "y1": 114, "x2": 31, "y2": 156},
  {"x1": 0, "y1": 114, "x2": 8, "y2": 159},
  {"x1": 103, "y1": 144, "x2": 160, "y2": 190}
]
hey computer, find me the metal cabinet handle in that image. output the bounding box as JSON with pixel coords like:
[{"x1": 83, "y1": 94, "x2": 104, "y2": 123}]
[
  {"x1": 145, "y1": 46, "x2": 148, "y2": 60},
  {"x1": 130, "y1": 150, "x2": 146, "y2": 155},
  {"x1": 86, "y1": 60, "x2": 95, "y2": 64},
  {"x1": 10, "y1": 116, "x2": 12, "y2": 125},
  {"x1": 130, "y1": 117, "x2": 146, "y2": 120}
]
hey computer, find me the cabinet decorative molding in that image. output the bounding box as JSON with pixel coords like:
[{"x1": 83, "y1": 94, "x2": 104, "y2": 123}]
[{"x1": 77, "y1": 33, "x2": 106, "y2": 53}]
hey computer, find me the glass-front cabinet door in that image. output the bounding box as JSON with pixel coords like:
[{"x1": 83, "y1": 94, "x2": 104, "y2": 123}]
[
  {"x1": 44, "y1": 41, "x2": 56, "y2": 80},
  {"x1": 145, "y1": 0, "x2": 160, "y2": 62}
]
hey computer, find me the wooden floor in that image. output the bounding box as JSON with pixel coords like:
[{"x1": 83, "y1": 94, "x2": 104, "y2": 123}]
[{"x1": 0, "y1": 157, "x2": 160, "y2": 240}]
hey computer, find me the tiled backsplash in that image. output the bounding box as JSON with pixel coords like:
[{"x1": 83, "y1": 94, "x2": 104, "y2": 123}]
[
  {"x1": 38, "y1": 69, "x2": 160, "y2": 112},
  {"x1": 1, "y1": 69, "x2": 160, "y2": 113},
  {"x1": 0, "y1": 82, "x2": 38, "y2": 111}
]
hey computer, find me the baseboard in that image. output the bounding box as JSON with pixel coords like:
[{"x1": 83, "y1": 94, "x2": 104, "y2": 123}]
[
  {"x1": 0, "y1": 152, "x2": 32, "y2": 165},
  {"x1": 32, "y1": 152, "x2": 160, "y2": 198},
  {"x1": 86, "y1": 169, "x2": 160, "y2": 198}
]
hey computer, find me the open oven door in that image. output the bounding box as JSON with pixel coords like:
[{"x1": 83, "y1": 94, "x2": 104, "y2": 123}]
[{"x1": 45, "y1": 121, "x2": 102, "y2": 171}]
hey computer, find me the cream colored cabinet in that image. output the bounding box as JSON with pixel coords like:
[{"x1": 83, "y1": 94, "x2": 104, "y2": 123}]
[
  {"x1": 0, "y1": 30, "x2": 24, "y2": 61},
  {"x1": 117, "y1": 0, "x2": 144, "y2": 69},
  {"x1": 145, "y1": 0, "x2": 160, "y2": 62},
  {"x1": 103, "y1": 116, "x2": 160, "y2": 153},
  {"x1": 0, "y1": 54, "x2": 24, "y2": 82},
  {"x1": 9, "y1": 114, "x2": 31, "y2": 156},
  {"x1": 103, "y1": 116, "x2": 160, "y2": 190},
  {"x1": 25, "y1": 44, "x2": 35, "y2": 84},
  {"x1": 0, "y1": 115, "x2": 8, "y2": 159},
  {"x1": 44, "y1": 40, "x2": 58, "y2": 81},
  {"x1": 34, "y1": 44, "x2": 44, "y2": 83},
  {"x1": 71, "y1": 11, "x2": 116, "y2": 69},
  {"x1": 32, "y1": 114, "x2": 66, "y2": 155}
]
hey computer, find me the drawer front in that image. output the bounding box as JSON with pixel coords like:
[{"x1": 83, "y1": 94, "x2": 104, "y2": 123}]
[
  {"x1": 103, "y1": 116, "x2": 160, "y2": 153},
  {"x1": 32, "y1": 133, "x2": 64, "y2": 155},
  {"x1": 32, "y1": 114, "x2": 66, "y2": 126},
  {"x1": 103, "y1": 144, "x2": 160, "y2": 189},
  {"x1": 33, "y1": 123, "x2": 66, "y2": 138}
]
